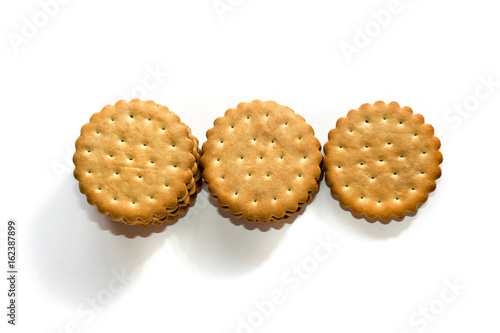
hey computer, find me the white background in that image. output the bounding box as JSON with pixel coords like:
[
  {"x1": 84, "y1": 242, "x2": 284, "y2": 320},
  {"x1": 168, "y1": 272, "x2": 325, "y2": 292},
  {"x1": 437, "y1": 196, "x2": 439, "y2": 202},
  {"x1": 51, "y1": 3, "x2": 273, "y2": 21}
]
[{"x1": 1, "y1": 0, "x2": 500, "y2": 332}]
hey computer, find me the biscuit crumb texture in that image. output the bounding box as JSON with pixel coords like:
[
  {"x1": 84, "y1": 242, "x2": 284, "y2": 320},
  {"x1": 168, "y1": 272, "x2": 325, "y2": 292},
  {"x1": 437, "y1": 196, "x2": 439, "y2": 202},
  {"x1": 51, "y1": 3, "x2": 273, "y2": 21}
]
[
  {"x1": 73, "y1": 99, "x2": 201, "y2": 227},
  {"x1": 201, "y1": 100, "x2": 323, "y2": 222},
  {"x1": 324, "y1": 101, "x2": 442, "y2": 222}
]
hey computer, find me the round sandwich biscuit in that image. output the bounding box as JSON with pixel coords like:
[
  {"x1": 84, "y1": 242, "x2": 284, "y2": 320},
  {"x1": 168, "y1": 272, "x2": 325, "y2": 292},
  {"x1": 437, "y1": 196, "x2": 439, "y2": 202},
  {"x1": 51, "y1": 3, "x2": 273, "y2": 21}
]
[
  {"x1": 74, "y1": 99, "x2": 201, "y2": 226},
  {"x1": 324, "y1": 101, "x2": 443, "y2": 222},
  {"x1": 201, "y1": 100, "x2": 323, "y2": 223}
]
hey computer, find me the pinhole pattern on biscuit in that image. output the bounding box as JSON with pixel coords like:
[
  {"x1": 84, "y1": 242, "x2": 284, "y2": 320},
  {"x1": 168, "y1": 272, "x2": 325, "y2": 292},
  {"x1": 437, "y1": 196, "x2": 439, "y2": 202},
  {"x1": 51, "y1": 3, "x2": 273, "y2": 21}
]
[
  {"x1": 74, "y1": 99, "x2": 199, "y2": 224},
  {"x1": 324, "y1": 101, "x2": 443, "y2": 221},
  {"x1": 201, "y1": 100, "x2": 323, "y2": 222}
]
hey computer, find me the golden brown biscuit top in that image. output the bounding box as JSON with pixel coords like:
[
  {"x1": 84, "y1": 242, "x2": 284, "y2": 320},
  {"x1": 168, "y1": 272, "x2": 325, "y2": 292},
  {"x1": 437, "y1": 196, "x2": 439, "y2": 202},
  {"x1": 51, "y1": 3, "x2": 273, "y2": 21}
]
[
  {"x1": 73, "y1": 99, "x2": 195, "y2": 221},
  {"x1": 324, "y1": 101, "x2": 442, "y2": 221},
  {"x1": 201, "y1": 100, "x2": 322, "y2": 221}
]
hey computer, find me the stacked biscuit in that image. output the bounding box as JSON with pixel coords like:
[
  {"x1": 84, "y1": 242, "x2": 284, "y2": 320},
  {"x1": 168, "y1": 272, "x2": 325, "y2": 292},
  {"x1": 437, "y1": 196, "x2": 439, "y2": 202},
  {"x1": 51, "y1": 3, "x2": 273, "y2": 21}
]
[
  {"x1": 323, "y1": 101, "x2": 442, "y2": 221},
  {"x1": 73, "y1": 99, "x2": 201, "y2": 227},
  {"x1": 201, "y1": 100, "x2": 323, "y2": 223}
]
